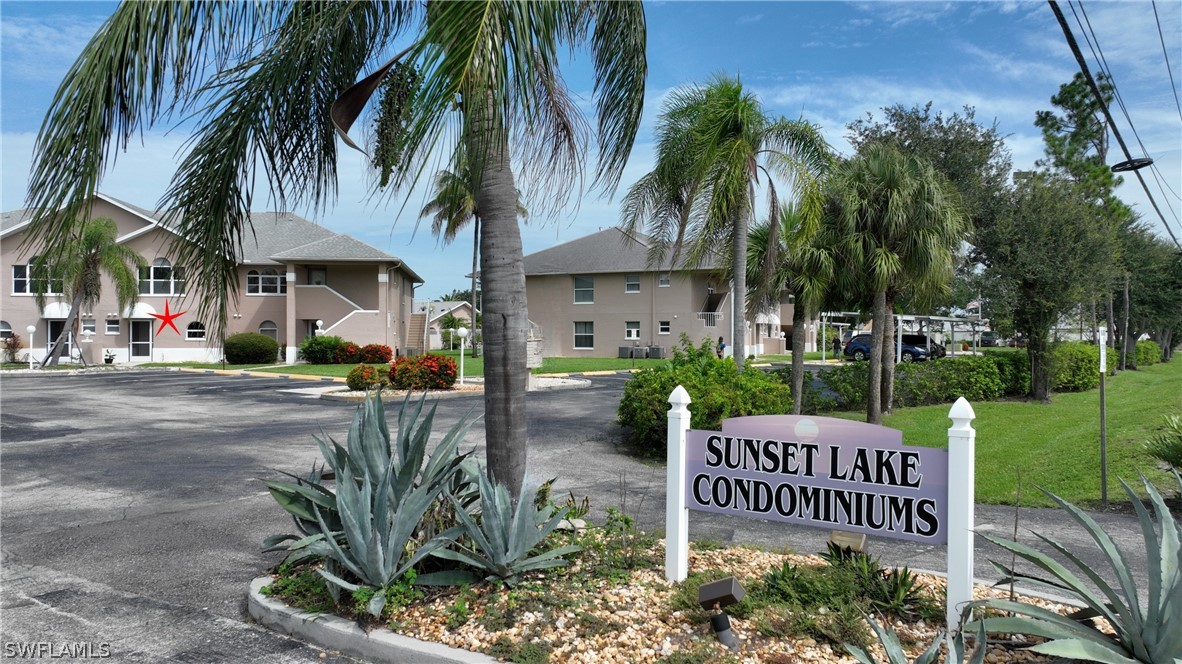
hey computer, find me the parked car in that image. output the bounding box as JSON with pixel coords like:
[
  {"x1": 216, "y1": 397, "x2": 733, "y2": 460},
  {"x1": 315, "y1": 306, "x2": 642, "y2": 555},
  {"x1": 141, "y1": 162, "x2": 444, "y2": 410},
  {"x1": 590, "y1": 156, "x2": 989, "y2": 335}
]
[
  {"x1": 901, "y1": 334, "x2": 946, "y2": 358},
  {"x1": 980, "y1": 331, "x2": 997, "y2": 347},
  {"x1": 842, "y1": 334, "x2": 930, "y2": 362}
]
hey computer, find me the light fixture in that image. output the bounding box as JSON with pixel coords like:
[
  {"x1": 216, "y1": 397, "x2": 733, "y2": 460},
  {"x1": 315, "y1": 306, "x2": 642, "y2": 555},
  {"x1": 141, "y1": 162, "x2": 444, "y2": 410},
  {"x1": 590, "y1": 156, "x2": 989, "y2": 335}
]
[
  {"x1": 698, "y1": 576, "x2": 745, "y2": 649},
  {"x1": 456, "y1": 326, "x2": 469, "y2": 386},
  {"x1": 315, "y1": 320, "x2": 324, "y2": 336},
  {"x1": 26, "y1": 324, "x2": 36, "y2": 370}
]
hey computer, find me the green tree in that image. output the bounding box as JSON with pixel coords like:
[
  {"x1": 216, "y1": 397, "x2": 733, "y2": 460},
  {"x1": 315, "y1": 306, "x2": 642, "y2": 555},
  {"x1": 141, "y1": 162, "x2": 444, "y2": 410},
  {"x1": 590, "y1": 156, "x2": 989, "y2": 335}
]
[
  {"x1": 827, "y1": 143, "x2": 967, "y2": 423},
  {"x1": 747, "y1": 203, "x2": 836, "y2": 412},
  {"x1": 25, "y1": 2, "x2": 647, "y2": 501},
  {"x1": 34, "y1": 217, "x2": 145, "y2": 367},
  {"x1": 986, "y1": 174, "x2": 1117, "y2": 401},
  {"x1": 620, "y1": 74, "x2": 830, "y2": 370}
]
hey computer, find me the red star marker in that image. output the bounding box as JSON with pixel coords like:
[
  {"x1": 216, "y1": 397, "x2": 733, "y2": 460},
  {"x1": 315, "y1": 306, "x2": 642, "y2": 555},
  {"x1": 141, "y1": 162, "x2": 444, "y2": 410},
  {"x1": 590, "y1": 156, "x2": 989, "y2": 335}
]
[{"x1": 150, "y1": 300, "x2": 186, "y2": 336}]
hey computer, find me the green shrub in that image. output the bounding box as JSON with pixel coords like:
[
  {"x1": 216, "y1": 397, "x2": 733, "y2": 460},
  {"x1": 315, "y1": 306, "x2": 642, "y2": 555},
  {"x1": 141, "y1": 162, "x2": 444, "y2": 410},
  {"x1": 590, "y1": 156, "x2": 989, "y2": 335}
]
[
  {"x1": 360, "y1": 343, "x2": 393, "y2": 364},
  {"x1": 224, "y1": 332, "x2": 278, "y2": 364},
  {"x1": 298, "y1": 335, "x2": 344, "y2": 364},
  {"x1": 617, "y1": 339, "x2": 792, "y2": 456},
  {"x1": 346, "y1": 364, "x2": 384, "y2": 391},
  {"x1": 770, "y1": 366, "x2": 835, "y2": 414},
  {"x1": 1146, "y1": 415, "x2": 1182, "y2": 470},
  {"x1": 986, "y1": 351, "x2": 1031, "y2": 397},
  {"x1": 1051, "y1": 341, "x2": 1100, "y2": 392},
  {"x1": 892, "y1": 355, "x2": 1004, "y2": 407},
  {"x1": 1135, "y1": 340, "x2": 1161, "y2": 367},
  {"x1": 816, "y1": 363, "x2": 870, "y2": 411},
  {"x1": 389, "y1": 354, "x2": 458, "y2": 390}
]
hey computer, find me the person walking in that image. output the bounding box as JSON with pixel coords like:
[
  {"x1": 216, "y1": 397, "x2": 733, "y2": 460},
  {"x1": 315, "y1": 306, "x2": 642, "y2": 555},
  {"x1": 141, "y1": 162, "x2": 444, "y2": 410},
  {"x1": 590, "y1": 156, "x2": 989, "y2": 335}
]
[{"x1": 716, "y1": 336, "x2": 726, "y2": 359}]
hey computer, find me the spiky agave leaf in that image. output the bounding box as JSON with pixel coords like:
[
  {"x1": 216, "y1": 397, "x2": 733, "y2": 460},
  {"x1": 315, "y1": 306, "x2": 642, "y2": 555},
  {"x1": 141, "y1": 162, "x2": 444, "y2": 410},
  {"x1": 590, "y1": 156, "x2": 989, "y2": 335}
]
[{"x1": 972, "y1": 470, "x2": 1182, "y2": 664}]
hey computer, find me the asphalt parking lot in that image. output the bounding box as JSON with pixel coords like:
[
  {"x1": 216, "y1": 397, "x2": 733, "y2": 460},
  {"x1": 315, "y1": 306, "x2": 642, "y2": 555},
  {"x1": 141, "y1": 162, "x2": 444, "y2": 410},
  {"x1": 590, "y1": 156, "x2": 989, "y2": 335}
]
[{"x1": 1, "y1": 369, "x2": 1152, "y2": 661}]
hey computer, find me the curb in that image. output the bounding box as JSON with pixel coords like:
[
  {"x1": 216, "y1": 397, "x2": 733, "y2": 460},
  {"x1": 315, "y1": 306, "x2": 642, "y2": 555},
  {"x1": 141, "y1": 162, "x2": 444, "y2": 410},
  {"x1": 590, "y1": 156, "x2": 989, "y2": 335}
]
[
  {"x1": 177, "y1": 367, "x2": 346, "y2": 382},
  {"x1": 247, "y1": 577, "x2": 497, "y2": 664}
]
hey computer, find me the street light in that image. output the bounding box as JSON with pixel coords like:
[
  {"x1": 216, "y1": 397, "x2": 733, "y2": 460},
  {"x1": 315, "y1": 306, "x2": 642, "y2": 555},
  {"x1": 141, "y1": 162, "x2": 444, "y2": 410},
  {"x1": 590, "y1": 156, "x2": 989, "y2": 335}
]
[
  {"x1": 26, "y1": 324, "x2": 36, "y2": 370},
  {"x1": 456, "y1": 327, "x2": 469, "y2": 386},
  {"x1": 1098, "y1": 326, "x2": 1109, "y2": 508}
]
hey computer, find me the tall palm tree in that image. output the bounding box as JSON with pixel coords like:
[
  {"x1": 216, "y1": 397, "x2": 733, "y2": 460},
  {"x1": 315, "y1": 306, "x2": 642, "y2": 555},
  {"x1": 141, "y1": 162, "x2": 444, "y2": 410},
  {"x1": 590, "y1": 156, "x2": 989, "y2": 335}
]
[
  {"x1": 747, "y1": 202, "x2": 836, "y2": 413},
  {"x1": 828, "y1": 143, "x2": 966, "y2": 424},
  {"x1": 419, "y1": 164, "x2": 527, "y2": 356},
  {"x1": 24, "y1": 2, "x2": 646, "y2": 501},
  {"x1": 34, "y1": 217, "x2": 145, "y2": 367},
  {"x1": 621, "y1": 74, "x2": 829, "y2": 370}
]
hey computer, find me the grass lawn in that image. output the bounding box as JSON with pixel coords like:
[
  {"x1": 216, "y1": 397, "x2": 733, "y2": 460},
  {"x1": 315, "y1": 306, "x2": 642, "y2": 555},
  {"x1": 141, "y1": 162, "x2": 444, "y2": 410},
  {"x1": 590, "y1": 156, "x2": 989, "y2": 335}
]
[
  {"x1": 833, "y1": 359, "x2": 1181, "y2": 507},
  {"x1": 758, "y1": 351, "x2": 827, "y2": 362}
]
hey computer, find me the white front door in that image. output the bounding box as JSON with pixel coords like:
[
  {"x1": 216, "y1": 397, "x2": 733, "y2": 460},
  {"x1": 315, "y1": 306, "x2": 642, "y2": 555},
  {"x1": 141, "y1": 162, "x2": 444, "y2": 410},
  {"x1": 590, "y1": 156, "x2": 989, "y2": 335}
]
[{"x1": 130, "y1": 320, "x2": 152, "y2": 359}]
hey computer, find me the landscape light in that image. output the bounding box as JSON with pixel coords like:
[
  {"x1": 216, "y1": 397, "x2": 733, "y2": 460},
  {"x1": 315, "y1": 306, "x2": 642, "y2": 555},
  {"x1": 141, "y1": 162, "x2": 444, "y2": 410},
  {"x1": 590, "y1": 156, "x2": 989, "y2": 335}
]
[
  {"x1": 26, "y1": 324, "x2": 36, "y2": 370},
  {"x1": 697, "y1": 576, "x2": 745, "y2": 649}
]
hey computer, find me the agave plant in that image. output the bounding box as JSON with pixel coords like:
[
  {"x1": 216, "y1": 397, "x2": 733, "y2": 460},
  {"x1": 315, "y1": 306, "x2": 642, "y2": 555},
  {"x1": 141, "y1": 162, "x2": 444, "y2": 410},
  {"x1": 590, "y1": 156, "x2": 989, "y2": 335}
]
[
  {"x1": 262, "y1": 392, "x2": 478, "y2": 616},
  {"x1": 420, "y1": 470, "x2": 581, "y2": 585},
  {"x1": 845, "y1": 612, "x2": 986, "y2": 664},
  {"x1": 970, "y1": 470, "x2": 1181, "y2": 664}
]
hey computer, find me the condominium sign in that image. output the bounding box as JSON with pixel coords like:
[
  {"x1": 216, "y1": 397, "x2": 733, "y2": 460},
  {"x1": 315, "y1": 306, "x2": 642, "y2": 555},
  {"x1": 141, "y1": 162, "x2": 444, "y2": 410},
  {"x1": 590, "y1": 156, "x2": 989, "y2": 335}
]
[{"x1": 684, "y1": 415, "x2": 948, "y2": 544}]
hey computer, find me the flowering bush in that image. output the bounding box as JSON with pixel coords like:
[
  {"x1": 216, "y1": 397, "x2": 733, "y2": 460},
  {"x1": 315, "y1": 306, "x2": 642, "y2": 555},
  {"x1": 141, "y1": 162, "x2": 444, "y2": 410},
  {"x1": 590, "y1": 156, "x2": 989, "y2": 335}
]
[
  {"x1": 334, "y1": 342, "x2": 362, "y2": 364},
  {"x1": 389, "y1": 354, "x2": 458, "y2": 390},
  {"x1": 346, "y1": 364, "x2": 386, "y2": 391},
  {"x1": 360, "y1": 343, "x2": 394, "y2": 364}
]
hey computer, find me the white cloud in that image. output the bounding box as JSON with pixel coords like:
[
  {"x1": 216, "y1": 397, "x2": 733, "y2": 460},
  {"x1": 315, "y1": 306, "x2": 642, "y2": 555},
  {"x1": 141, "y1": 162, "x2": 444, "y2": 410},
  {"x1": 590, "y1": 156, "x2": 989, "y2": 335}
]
[
  {"x1": 735, "y1": 13, "x2": 764, "y2": 25},
  {"x1": 0, "y1": 14, "x2": 106, "y2": 83}
]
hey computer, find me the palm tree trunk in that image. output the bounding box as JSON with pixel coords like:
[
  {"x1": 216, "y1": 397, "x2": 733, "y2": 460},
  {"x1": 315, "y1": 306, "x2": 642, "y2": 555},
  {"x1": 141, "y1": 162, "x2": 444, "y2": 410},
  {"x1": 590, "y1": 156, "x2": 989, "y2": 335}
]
[
  {"x1": 867, "y1": 289, "x2": 886, "y2": 424},
  {"x1": 881, "y1": 294, "x2": 896, "y2": 415},
  {"x1": 471, "y1": 100, "x2": 528, "y2": 502},
  {"x1": 731, "y1": 209, "x2": 747, "y2": 371},
  {"x1": 471, "y1": 216, "x2": 480, "y2": 359},
  {"x1": 790, "y1": 299, "x2": 807, "y2": 415},
  {"x1": 41, "y1": 290, "x2": 85, "y2": 367}
]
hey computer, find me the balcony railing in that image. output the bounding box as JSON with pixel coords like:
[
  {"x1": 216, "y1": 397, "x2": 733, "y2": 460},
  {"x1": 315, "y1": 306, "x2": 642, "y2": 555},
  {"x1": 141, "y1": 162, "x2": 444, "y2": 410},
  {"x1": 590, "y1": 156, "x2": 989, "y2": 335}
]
[{"x1": 697, "y1": 312, "x2": 724, "y2": 328}]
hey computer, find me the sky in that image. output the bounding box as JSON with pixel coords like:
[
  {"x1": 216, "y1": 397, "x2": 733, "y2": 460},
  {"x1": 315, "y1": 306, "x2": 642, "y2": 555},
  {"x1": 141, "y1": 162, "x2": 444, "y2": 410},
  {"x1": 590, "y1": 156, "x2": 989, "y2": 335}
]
[{"x1": 2, "y1": 1, "x2": 1180, "y2": 299}]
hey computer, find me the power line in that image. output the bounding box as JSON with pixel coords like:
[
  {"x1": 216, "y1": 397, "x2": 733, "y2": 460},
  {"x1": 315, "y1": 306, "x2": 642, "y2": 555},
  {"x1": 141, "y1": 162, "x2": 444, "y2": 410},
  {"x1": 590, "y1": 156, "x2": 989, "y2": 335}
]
[
  {"x1": 1048, "y1": 0, "x2": 1182, "y2": 248},
  {"x1": 1072, "y1": 2, "x2": 1181, "y2": 225},
  {"x1": 1153, "y1": 0, "x2": 1182, "y2": 124}
]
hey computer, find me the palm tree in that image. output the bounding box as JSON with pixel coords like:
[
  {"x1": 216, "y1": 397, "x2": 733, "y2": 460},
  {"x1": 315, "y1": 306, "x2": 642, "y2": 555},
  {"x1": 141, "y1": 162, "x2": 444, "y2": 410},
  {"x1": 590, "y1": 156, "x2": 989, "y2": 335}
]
[
  {"x1": 621, "y1": 74, "x2": 829, "y2": 370},
  {"x1": 34, "y1": 217, "x2": 145, "y2": 367},
  {"x1": 24, "y1": 2, "x2": 646, "y2": 501},
  {"x1": 420, "y1": 165, "x2": 527, "y2": 357},
  {"x1": 828, "y1": 143, "x2": 966, "y2": 424},
  {"x1": 747, "y1": 202, "x2": 836, "y2": 413}
]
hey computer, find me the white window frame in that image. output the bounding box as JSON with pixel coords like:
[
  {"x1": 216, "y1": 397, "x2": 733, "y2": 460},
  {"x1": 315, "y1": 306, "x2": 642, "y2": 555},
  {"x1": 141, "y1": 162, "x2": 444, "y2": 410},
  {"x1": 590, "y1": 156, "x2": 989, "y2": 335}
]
[
  {"x1": 573, "y1": 321, "x2": 594, "y2": 349},
  {"x1": 0, "y1": 320, "x2": 11, "y2": 339},
  {"x1": 247, "y1": 268, "x2": 287, "y2": 295},
  {"x1": 105, "y1": 319, "x2": 120, "y2": 335},
  {"x1": 658, "y1": 273, "x2": 671, "y2": 288},
  {"x1": 186, "y1": 321, "x2": 207, "y2": 340},
  {"x1": 625, "y1": 274, "x2": 641, "y2": 293},
  {"x1": 573, "y1": 276, "x2": 594, "y2": 304},
  {"x1": 659, "y1": 320, "x2": 671, "y2": 335},
  {"x1": 139, "y1": 258, "x2": 185, "y2": 296},
  {"x1": 259, "y1": 320, "x2": 278, "y2": 340},
  {"x1": 81, "y1": 319, "x2": 96, "y2": 334},
  {"x1": 12, "y1": 258, "x2": 62, "y2": 295},
  {"x1": 625, "y1": 321, "x2": 641, "y2": 340}
]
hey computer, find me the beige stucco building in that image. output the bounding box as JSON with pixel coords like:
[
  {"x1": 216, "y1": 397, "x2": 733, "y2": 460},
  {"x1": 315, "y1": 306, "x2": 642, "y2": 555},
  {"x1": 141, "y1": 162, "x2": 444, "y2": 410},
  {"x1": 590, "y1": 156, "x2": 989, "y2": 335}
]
[
  {"x1": 523, "y1": 228, "x2": 802, "y2": 358},
  {"x1": 1, "y1": 193, "x2": 422, "y2": 365}
]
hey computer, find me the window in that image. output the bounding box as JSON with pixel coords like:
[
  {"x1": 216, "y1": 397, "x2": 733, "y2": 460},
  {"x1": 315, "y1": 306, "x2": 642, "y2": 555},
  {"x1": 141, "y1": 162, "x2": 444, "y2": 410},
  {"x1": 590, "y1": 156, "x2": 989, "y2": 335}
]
[
  {"x1": 186, "y1": 322, "x2": 206, "y2": 340},
  {"x1": 0, "y1": 321, "x2": 11, "y2": 339},
  {"x1": 12, "y1": 257, "x2": 62, "y2": 295},
  {"x1": 247, "y1": 268, "x2": 286, "y2": 295},
  {"x1": 81, "y1": 319, "x2": 96, "y2": 334},
  {"x1": 573, "y1": 322, "x2": 594, "y2": 349},
  {"x1": 573, "y1": 276, "x2": 594, "y2": 304},
  {"x1": 106, "y1": 319, "x2": 120, "y2": 335},
  {"x1": 658, "y1": 273, "x2": 671, "y2": 288},
  {"x1": 139, "y1": 258, "x2": 185, "y2": 295},
  {"x1": 625, "y1": 321, "x2": 641, "y2": 340},
  {"x1": 659, "y1": 320, "x2": 671, "y2": 335},
  {"x1": 625, "y1": 274, "x2": 640, "y2": 293},
  {"x1": 259, "y1": 320, "x2": 278, "y2": 340}
]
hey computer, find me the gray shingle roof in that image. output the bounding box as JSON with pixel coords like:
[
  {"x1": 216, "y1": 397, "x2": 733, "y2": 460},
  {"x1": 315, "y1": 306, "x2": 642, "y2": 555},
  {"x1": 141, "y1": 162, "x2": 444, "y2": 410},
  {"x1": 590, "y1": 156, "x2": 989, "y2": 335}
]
[
  {"x1": 522, "y1": 227, "x2": 720, "y2": 275},
  {"x1": 1, "y1": 209, "x2": 33, "y2": 233},
  {"x1": 240, "y1": 212, "x2": 338, "y2": 263}
]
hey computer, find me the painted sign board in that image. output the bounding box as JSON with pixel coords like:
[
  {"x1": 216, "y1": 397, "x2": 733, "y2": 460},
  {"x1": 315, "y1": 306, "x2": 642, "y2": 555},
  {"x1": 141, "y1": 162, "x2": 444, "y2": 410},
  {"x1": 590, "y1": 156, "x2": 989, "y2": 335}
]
[{"x1": 684, "y1": 414, "x2": 948, "y2": 544}]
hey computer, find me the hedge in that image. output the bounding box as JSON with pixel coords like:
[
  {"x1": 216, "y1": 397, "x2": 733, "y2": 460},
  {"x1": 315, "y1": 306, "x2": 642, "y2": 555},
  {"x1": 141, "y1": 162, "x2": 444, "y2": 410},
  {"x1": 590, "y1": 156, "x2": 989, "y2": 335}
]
[
  {"x1": 1135, "y1": 340, "x2": 1161, "y2": 367},
  {"x1": 346, "y1": 364, "x2": 386, "y2": 391},
  {"x1": 389, "y1": 354, "x2": 457, "y2": 390},
  {"x1": 224, "y1": 332, "x2": 278, "y2": 364},
  {"x1": 1051, "y1": 342, "x2": 1100, "y2": 392},
  {"x1": 299, "y1": 335, "x2": 344, "y2": 364},
  {"x1": 360, "y1": 343, "x2": 394, "y2": 364}
]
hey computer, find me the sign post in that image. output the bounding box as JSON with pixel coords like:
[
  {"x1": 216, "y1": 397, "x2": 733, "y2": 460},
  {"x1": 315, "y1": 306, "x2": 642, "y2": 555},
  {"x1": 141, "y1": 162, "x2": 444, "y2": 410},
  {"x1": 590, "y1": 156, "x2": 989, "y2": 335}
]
[
  {"x1": 946, "y1": 397, "x2": 976, "y2": 634},
  {"x1": 663, "y1": 386, "x2": 976, "y2": 635}
]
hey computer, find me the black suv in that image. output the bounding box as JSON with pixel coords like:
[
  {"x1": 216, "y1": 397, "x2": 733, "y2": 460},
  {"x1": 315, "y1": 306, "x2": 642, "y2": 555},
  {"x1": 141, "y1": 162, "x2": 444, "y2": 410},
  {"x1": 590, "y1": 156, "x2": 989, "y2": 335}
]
[
  {"x1": 843, "y1": 334, "x2": 932, "y2": 362},
  {"x1": 901, "y1": 334, "x2": 945, "y2": 358}
]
